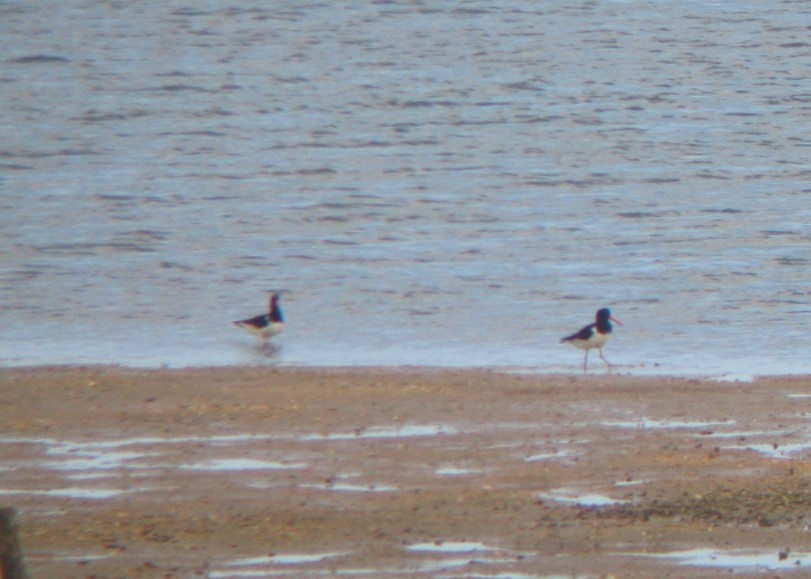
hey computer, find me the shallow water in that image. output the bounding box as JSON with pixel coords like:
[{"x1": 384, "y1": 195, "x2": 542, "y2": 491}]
[
  {"x1": 2, "y1": 1, "x2": 810, "y2": 375},
  {"x1": 0, "y1": 423, "x2": 457, "y2": 501}
]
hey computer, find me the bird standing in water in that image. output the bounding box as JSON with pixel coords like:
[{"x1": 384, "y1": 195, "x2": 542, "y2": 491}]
[
  {"x1": 561, "y1": 308, "x2": 622, "y2": 372},
  {"x1": 234, "y1": 292, "x2": 285, "y2": 345}
]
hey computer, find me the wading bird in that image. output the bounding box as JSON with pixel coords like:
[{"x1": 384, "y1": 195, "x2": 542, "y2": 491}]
[
  {"x1": 233, "y1": 292, "x2": 285, "y2": 345},
  {"x1": 561, "y1": 307, "x2": 622, "y2": 372}
]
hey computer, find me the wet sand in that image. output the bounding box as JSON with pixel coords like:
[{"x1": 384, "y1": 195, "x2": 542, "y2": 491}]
[{"x1": 1, "y1": 366, "x2": 810, "y2": 577}]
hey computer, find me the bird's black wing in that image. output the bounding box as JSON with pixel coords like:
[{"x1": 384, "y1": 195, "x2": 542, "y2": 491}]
[
  {"x1": 234, "y1": 313, "x2": 270, "y2": 329},
  {"x1": 561, "y1": 323, "x2": 595, "y2": 343}
]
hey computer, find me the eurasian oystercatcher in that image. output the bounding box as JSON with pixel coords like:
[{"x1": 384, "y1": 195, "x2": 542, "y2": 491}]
[
  {"x1": 561, "y1": 307, "x2": 622, "y2": 372},
  {"x1": 233, "y1": 292, "x2": 284, "y2": 344}
]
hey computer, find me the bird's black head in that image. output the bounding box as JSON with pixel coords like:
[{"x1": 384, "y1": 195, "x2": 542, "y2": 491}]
[
  {"x1": 595, "y1": 308, "x2": 613, "y2": 333},
  {"x1": 595, "y1": 307, "x2": 622, "y2": 333}
]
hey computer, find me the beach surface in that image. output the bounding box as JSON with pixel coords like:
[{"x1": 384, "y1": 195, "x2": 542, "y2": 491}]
[{"x1": 2, "y1": 366, "x2": 811, "y2": 577}]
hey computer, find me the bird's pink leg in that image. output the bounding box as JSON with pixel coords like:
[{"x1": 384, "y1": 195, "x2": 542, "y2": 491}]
[{"x1": 599, "y1": 348, "x2": 613, "y2": 371}]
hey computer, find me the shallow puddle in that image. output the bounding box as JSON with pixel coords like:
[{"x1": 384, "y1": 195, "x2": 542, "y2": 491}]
[
  {"x1": 209, "y1": 551, "x2": 349, "y2": 578},
  {"x1": 694, "y1": 429, "x2": 779, "y2": 439},
  {"x1": 0, "y1": 487, "x2": 137, "y2": 499},
  {"x1": 297, "y1": 424, "x2": 456, "y2": 441},
  {"x1": 65, "y1": 472, "x2": 117, "y2": 480},
  {"x1": 537, "y1": 488, "x2": 625, "y2": 507},
  {"x1": 228, "y1": 552, "x2": 349, "y2": 565},
  {"x1": 524, "y1": 450, "x2": 571, "y2": 462},
  {"x1": 724, "y1": 441, "x2": 811, "y2": 459},
  {"x1": 434, "y1": 466, "x2": 490, "y2": 476},
  {"x1": 180, "y1": 458, "x2": 306, "y2": 471},
  {"x1": 614, "y1": 479, "x2": 646, "y2": 487},
  {"x1": 415, "y1": 555, "x2": 519, "y2": 573},
  {"x1": 405, "y1": 541, "x2": 536, "y2": 575},
  {"x1": 601, "y1": 418, "x2": 735, "y2": 429},
  {"x1": 406, "y1": 541, "x2": 494, "y2": 553},
  {"x1": 43, "y1": 450, "x2": 159, "y2": 472},
  {"x1": 635, "y1": 548, "x2": 811, "y2": 570},
  {"x1": 301, "y1": 482, "x2": 398, "y2": 492},
  {"x1": 44, "y1": 553, "x2": 112, "y2": 562}
]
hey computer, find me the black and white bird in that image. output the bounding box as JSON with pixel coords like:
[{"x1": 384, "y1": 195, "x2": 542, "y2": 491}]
[
  {"x1": 233, "y1": 292, "x2": 284, "y2": 344},
  {"x1": 561, "y1": 308, "x2": 622, "y2": 372}
]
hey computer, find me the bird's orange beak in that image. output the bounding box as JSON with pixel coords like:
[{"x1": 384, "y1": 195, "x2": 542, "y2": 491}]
[{"x1": 610, "y1": 316, "x2": 623, "y2": 326}]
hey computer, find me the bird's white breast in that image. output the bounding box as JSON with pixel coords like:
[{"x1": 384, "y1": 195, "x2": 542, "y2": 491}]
[
  {"x1": 570, "y1": 330, "x2": 610, "y2": 350},
  {"x1": 261, "y1": 322, "x2": 284, "y2": 338}
]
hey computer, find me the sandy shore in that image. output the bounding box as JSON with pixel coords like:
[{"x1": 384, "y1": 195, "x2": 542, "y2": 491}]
[{"x1": 1, "y1": 366, "x2": 810, "y2": 577}]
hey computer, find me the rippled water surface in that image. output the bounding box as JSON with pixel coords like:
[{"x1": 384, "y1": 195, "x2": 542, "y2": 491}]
[{"x1": 2, "y1": 1, "x2": 810, "y2": 374}]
